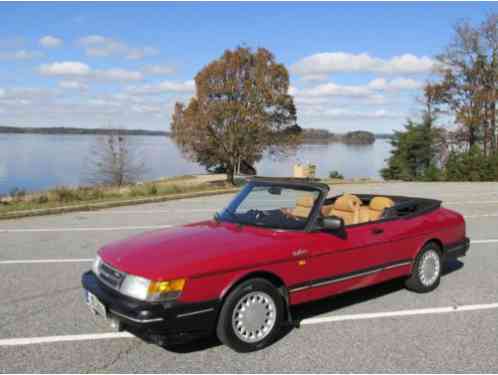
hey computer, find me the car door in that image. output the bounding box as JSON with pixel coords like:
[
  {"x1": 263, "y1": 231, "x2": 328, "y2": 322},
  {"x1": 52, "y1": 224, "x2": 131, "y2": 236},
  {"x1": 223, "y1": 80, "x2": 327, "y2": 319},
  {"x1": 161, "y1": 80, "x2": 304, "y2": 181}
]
[{"x1": 297, "y1": 219, "x2": 395, "y2": 303}]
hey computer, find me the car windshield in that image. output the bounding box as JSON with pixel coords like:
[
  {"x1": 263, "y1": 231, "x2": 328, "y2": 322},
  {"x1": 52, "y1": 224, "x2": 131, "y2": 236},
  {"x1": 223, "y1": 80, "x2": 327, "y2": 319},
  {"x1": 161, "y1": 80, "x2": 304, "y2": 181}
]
[{"x1": 218, "y1": 182, "x2": 321, "y2": 230}]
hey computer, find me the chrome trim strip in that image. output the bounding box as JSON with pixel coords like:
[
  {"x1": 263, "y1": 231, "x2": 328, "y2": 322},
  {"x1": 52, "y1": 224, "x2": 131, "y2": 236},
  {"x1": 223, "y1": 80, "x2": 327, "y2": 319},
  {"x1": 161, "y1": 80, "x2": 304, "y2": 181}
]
[
  {"x1": 289, "y1": 260, "x2": 413, "y2": 293},
  {"x1": 177, "y1": 308, "x2": 215, "y2": 318},
  {"x1": 109, "y1": 309, "x2": 164, "y2": 323},
  {"x1": 312, "y1": 268, "x2": 379, "y2": 289},
  {"x1": 288, "y1": 285, "x2": 311, "y2": 293},
  {"x1": 383, "y1": 261, "x2": 412, "y2": 270}
]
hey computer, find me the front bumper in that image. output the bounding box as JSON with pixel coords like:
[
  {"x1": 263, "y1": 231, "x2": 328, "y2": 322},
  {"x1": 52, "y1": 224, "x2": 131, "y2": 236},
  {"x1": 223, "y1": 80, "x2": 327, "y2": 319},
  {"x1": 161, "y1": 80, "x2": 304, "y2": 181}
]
[
  {"x1": 81, "y1": 271, "x2": 220, "y2": 339},
  {"x1": 444, "y1": 237, "x2": 470, "y2": 260}
]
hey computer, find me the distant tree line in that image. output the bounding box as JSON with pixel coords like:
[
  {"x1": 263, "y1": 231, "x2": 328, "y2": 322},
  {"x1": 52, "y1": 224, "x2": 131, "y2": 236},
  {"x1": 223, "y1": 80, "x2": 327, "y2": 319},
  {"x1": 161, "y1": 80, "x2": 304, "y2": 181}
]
[
  {"x1": 0, "y1": 126, "x2": 169, "y2": 137},
  {"x1": 382, "y1": 13, "x2": 498, "y2": 181}
]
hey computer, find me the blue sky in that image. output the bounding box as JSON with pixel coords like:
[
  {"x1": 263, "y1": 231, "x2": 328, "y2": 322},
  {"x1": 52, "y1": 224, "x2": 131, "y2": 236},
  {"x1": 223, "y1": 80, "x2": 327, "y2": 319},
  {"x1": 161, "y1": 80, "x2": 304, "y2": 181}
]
[{"x1": 0, "y1": 2, "x2": 495, "y2": 133}]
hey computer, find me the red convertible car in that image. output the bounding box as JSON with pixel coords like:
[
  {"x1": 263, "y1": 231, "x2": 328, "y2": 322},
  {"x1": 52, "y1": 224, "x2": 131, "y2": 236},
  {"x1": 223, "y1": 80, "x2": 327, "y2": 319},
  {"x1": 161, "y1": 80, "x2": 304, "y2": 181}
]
[{"x1": 82, "y1": 177, "x2": 469, "y2": 352}]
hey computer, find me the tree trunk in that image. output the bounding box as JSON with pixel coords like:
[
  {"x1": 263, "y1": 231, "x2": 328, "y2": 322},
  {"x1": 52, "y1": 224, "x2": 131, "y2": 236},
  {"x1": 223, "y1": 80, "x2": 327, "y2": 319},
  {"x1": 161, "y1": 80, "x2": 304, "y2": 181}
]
[
  {"x1": 226, "y1": 165, "x2": 235, "y2": 185},
  {"x1": 491, "y1": 101, "x2": 497, "y2": 155}
]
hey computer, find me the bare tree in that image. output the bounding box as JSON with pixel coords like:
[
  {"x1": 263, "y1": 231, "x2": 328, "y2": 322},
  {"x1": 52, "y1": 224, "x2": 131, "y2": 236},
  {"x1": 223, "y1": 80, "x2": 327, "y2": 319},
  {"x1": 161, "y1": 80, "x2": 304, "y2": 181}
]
[{"x1": 83, "y1": 130, "x2": 146, "y2": 186}]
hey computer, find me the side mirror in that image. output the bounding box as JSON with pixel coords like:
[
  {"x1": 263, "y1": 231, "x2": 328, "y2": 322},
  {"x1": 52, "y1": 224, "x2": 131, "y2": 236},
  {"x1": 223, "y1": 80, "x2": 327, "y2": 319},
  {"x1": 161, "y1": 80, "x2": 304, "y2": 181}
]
[{"x1": 320, "y1": 216, "x2": 345, "y2": 231}]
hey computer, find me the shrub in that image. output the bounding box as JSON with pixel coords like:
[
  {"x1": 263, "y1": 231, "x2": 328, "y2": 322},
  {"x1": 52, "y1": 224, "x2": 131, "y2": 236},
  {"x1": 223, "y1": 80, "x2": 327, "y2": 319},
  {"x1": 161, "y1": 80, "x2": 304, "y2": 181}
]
[
  {"x1": 9, "y1": 187, "x2": 27, "y2": 199},
  {"x1": 128, "y1": 186, "x2": 145, "y2": 197},
  {"x1": 52, "y1": 186, "x2": 80, "y2": 202},
  {"x1": 36, "y1": 194, "x2": 49, "y2": 204},
  {"x1": 146, "y1": 183, "x2": 158, "y2": 195},
  {"x1": 328, "y1": 170, "x2": 344, "y2": 179},
  {"x1": 444, "y1": 146, "x2": 498, "y2": 181}
]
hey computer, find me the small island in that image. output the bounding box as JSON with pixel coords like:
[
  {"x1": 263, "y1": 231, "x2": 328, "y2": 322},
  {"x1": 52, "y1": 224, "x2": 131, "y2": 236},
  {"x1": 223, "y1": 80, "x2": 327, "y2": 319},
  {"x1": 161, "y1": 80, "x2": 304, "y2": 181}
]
[{"x1": 301, "y1": 128, "x2": 378, "y2": 145}]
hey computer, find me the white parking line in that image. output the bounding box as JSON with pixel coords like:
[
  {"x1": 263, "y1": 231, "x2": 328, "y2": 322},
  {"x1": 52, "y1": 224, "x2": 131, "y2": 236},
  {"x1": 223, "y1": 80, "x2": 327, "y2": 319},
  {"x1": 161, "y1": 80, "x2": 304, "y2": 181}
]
[
  {"x1": 464, "y1": 213, "x2": 498, "y2": 219},
  {"x1": 301, "y1": 302, "x2": 498, "y2": 325},
  {"x1": 0, "y1": 258, "x2": 93, "y2": 265},
  {"x1": 0, "y1": 332, "x2": 134, "y2": 347},
  {"x1": 471, "y1": 239, "x2": 498, "y2": 244},
  {"x1": 0, "y1": 225, "x2": 172, "y2": 233},
  {"x1": 1, "y1": 302, "x2": 497, "y2": 347},
  {"x1": 447, "y1": 200, "x2": 498, "y2": 205}
]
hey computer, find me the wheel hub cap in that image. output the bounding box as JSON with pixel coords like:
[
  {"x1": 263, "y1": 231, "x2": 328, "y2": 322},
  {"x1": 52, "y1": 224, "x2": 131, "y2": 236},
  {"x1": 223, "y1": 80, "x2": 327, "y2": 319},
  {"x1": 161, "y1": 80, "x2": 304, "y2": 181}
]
[
  {"x1": 419, "y1": 250, "x2": 440, "y2": 286},
  {"x1": 232, "y1": 291, "x2": 276, "y2": 343}
]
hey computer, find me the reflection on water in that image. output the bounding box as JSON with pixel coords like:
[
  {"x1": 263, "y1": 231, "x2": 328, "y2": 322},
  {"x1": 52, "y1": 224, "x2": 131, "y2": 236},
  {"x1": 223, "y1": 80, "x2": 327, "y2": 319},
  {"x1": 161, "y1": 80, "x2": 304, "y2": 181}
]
[{"x1": 0, "y1": 134, "x2": 391, "y2": 194}]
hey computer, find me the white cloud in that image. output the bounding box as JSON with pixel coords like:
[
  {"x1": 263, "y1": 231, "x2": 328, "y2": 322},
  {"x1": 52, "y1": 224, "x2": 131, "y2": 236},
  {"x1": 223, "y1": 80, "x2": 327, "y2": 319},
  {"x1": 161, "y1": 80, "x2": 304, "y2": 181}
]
[
  {"x1": 39, "y1": 35, "x2": 63, "y2": 48},
  {"x1": 0, "y1": 49, "x2": 44, "y2": 61},
  {"x1": 297, "y1": 78, "x2": 422, "y2": 100},
  {"x1": 39, "y1": 61, "x2": 143, "y2": 82},
  {"x1": 296, "y1": 100, "x2": 405, "y2": 120},
  {"x1": 131, "y1": 104, "x2": 163, "y2": 113},
  {"x1": 319, "y1": 108, "x2": 403, "y2": 119},
  {"x1": 291, "y1": 52, "x2": 434, "y2": 80},
  {"x1": 303, "y1": 82, "x2": 373, "y2": 98},
  {"x1": 95, "y1": 68, "x2": 143, "y2": 81},
  {"x1": 288, "y1": 85, "x2": 299, "y2": 96},
  {"x1": 0, "y1": 87, "x2": 60, "y2": 107},
  {"x1": 368, "y1": 77, "x2": 422, "y2": 91},
  {"x1": 58, "y1": 80, "x2": 88, "y2": 90},
  {"x1": 39, "y1": 61, "x2": 91, "y2": 76},
  {"x1": 127, "y1": 80, "x2": 195, "y2": 94},
  {"x1": 78, "y1": 35, "x2": 159, "y2": 60},
  {"x1": 142, "y1": 64, "x2": 176, "y2": 76}
]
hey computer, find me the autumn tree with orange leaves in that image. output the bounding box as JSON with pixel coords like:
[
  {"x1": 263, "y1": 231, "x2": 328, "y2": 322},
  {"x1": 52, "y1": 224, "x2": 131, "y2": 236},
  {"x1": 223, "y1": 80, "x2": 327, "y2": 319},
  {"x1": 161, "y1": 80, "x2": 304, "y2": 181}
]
[{"x1": 171, "y1": 47, "x2": 300, "y2": 184}]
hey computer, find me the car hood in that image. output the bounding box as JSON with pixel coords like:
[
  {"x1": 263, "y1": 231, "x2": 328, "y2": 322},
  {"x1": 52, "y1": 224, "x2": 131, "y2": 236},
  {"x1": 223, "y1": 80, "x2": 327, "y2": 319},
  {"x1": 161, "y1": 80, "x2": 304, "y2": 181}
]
[{"x1": 99, "y1": 220, "x2": 297, "y2": 280}]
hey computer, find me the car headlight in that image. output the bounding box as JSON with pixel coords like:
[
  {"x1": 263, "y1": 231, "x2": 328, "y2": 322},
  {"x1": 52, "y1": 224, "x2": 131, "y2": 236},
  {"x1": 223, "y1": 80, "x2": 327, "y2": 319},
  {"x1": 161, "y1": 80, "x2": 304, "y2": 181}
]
[
  {"x1": 120, "y1": 274, "x2": 186, "y2": 302},
  {"x1": 92, "y1": 255, "x2": 102, "y2": 275}
]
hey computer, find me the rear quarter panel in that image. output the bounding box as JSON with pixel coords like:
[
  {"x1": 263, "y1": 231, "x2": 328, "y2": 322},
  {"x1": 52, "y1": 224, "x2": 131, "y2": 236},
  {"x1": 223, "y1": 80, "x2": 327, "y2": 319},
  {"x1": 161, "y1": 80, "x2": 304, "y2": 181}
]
[{"x1": 388, "y1": 207, "x2": 466, "y2": 262}]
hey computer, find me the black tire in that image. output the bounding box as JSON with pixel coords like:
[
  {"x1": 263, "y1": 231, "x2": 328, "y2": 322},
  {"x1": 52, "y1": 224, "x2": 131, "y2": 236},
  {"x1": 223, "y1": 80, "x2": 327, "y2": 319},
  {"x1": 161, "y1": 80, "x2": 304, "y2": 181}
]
[
  {"x1": 216, "y1": 278, "x2": 284, "y2": 353},
  {"x1": 405, "y1": 242, "x2": 442, "y2": 293}
]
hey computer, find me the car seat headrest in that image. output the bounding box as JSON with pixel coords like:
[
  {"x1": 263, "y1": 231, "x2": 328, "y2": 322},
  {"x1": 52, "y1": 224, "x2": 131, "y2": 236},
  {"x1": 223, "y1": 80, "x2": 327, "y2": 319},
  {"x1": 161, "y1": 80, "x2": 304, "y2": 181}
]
[{"x1": 333, "y1": 194, "x2": 361, "y2": 212}]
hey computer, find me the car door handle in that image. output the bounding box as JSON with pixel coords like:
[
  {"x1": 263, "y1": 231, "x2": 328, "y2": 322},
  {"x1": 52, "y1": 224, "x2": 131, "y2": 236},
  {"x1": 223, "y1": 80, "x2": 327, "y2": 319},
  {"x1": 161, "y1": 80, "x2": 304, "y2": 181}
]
[
  {"x1": 292, "y1": 249, "x2": 308, "y2": 257},
  {"x1": 372, "y1": 228, "x2": 384, "y2": 235}
]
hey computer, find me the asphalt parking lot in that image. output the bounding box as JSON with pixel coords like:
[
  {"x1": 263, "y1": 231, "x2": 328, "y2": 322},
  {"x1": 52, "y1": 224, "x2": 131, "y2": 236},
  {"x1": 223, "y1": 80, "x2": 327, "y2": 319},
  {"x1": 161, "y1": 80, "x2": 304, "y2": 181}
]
[{"x1": 1, "y1": 181, "x2": 497, "y2": 373}]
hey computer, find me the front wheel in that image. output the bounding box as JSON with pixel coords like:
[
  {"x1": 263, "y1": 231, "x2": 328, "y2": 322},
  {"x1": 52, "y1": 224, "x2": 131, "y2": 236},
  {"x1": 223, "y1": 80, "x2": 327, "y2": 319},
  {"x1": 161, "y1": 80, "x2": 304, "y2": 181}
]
[
  {"x1": 216, "y1": 278, "x2": 284, "y2": 352},
  {"x1": 405, "y1": 243, "x2": 442, "y2": 293}
]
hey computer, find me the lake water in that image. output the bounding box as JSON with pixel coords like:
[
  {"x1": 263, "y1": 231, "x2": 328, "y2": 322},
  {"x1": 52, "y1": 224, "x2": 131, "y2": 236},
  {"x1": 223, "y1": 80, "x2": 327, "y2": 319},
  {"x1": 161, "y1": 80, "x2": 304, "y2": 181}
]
[{"x1": 0, "y1": 134, "x2": 391, "y2": 195}]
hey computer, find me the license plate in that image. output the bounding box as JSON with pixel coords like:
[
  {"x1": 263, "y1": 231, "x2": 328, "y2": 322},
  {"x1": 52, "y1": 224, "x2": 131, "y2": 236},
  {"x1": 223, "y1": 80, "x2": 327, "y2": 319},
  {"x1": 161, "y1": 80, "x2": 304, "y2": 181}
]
[{"x1": 85, "y1": 290, "x2": 107, "y2": 319}]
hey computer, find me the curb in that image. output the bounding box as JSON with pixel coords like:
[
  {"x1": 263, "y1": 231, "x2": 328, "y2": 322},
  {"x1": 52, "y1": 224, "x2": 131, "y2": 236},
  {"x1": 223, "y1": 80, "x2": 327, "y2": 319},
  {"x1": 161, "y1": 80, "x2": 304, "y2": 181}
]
[{"x1": 0, "y1": 188, "x2": 239, "y2": 220}]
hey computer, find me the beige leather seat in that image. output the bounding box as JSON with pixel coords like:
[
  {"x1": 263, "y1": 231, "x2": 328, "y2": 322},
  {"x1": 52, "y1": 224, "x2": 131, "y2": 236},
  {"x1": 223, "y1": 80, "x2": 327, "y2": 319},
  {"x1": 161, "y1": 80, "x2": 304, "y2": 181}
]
[
  {"x1": 327, "y1": 194, "x2": 362, "y2": 225},
  {"x1": 359, "y1": 196, "x2": 394, "y2": 223},
  {"x1": 291, "y1": 195, "x2": 315, "y2": 219}
]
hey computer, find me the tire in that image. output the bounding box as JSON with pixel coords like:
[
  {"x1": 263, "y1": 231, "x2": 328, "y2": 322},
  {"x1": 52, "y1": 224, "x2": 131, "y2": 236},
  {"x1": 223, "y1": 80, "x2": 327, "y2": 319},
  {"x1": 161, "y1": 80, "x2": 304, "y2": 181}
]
[
  {"x1": 405, "y1": 242, "x2": 442, "y2": 293},
  {"x1": 216, "y1": 278, "x2": 284, "y2": 353}
]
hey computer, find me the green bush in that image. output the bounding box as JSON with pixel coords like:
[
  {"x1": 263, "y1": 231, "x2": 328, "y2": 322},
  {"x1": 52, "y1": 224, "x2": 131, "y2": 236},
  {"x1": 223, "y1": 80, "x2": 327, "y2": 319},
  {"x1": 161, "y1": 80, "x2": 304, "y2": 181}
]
[
  {"x1": 128, "y1": 185, "x2": 146, "y2": 197},
  {"x1": 328, "y1": 170, "x2": 344, "y2": 179},
  {"x1": 445, "y1": 146, "x2": 498, "y2": 181},
  {"x1": 52, "y1": 186, "x2": 80, "y2": 202},
  {"x1": 146, "y1": 183, "x2": 158, "y2": 195},
  {"x1": 36, "y1": 194, "x2": 49, "y2": 204}
]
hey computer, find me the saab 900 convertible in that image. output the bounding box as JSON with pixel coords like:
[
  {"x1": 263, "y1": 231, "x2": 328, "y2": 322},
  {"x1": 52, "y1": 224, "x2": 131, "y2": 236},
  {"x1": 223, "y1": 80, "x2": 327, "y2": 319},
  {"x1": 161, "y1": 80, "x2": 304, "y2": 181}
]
[{"x1": 82, "y1": 177, "x2": 469, "y2": 352}]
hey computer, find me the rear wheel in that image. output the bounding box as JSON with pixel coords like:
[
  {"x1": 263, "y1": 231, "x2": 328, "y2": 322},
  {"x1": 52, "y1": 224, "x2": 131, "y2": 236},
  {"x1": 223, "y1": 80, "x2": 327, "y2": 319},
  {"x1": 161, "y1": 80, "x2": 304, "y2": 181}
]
[
  {"x1": 405, "y1": 243, "x2": 442, "y2": 293},
  {"x1": 216, "y1": 278, "x2": 284, "y2": 352}
]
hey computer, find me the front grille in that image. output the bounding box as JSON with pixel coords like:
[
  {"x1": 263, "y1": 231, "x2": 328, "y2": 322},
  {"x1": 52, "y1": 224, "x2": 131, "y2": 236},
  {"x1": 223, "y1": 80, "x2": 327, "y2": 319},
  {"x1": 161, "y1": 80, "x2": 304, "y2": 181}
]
[{"x1": 97, "y1": 261, "x2": 125, "y2": 290}]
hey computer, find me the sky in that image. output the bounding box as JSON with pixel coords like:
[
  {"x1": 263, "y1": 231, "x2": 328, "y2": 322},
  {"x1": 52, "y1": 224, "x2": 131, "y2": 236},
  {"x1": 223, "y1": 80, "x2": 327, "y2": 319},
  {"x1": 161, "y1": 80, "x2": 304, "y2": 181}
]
[{"x1": 0, "y1": 2, "x2": 496, "y2": 133}]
